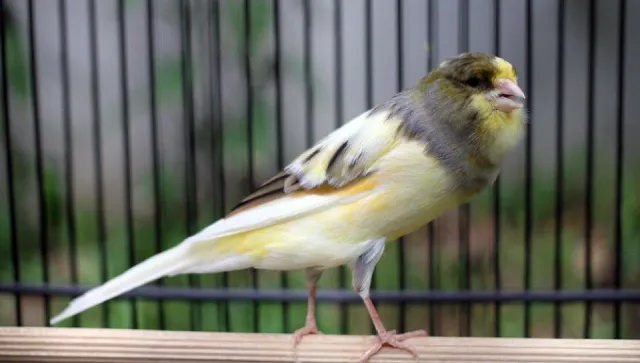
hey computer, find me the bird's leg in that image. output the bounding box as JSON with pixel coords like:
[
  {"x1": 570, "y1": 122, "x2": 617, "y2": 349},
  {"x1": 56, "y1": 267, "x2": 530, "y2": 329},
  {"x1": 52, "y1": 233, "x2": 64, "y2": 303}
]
[
  {"x1": 292, "y1": 267, "x2": 323, "y2": 346},
  {"x1": 350, "y1": 238, "x2": 427, "y2": 363}
]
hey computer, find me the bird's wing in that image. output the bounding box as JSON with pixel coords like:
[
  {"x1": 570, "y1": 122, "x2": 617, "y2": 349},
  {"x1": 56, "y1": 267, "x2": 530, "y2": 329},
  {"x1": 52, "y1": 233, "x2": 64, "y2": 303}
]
[
  {"x1": 47, "y1": 108, "x2": 403, "y2": 325},
  {"x1": 183, "y1": 108, "x2": 401, "y2": 246}
]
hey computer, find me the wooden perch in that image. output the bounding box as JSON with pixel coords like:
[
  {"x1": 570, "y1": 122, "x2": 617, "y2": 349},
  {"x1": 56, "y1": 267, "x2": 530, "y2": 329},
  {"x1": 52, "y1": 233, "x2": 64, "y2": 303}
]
[{"x1": 0, "y1": 327, "x2": 639, "y2": 362}]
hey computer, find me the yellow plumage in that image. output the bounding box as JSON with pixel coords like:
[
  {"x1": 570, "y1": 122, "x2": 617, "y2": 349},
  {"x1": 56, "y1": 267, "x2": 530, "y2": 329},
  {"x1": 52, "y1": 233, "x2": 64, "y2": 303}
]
[
  {"x1": 210, "y1": 138, "x2": 460, "y2": 269},
  {"x1": 50, "y1": 52, "x2": 526, "y2": 363}
]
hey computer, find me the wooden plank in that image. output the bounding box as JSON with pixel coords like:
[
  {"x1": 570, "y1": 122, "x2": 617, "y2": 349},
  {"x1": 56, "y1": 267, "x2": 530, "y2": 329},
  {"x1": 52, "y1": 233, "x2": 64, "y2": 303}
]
[{"x1": 0, "y1": 327, "x2": 638, "y2": 362}]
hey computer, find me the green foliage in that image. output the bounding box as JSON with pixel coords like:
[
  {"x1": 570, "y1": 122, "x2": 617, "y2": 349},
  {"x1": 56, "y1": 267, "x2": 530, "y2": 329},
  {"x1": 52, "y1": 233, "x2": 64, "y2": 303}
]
[
  {"x1": 226, "y1": 0, "x2": 273, "y2": 49},
  {"x1": 42, "y1": 161, "x2": 64, "y2": 229},
  {"x1": 621, "y1": 170, "x2": 640, "y2": 281},
  {"x1": 153, "y1": 60, "x2": 188, "y2": 104},
  {"x1": 2, "y1": 9, "x2": 30, "y2": 98},
  {"x1": 124, "y1": 0, "x2": 140, "y2": 9}
]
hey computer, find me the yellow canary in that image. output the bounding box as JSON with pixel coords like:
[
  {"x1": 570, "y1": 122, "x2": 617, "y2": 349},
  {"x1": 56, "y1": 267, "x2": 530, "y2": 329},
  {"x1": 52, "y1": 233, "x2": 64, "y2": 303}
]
[{"x1": 50, "y1": 52, "x2": 526, "y2": 362}]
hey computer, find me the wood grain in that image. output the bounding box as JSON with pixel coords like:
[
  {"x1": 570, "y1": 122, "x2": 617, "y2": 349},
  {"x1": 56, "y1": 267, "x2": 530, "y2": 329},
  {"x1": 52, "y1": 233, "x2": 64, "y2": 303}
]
[{"x1": 0, "y1": 327, "x2": 638, "y2": 362}]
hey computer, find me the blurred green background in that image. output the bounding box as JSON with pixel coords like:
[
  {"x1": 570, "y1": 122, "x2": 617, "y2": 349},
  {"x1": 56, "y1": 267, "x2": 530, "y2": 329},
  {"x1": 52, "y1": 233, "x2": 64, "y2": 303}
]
[{"x1": 1, "y1": 0, "x2": 639, "y2": 340}]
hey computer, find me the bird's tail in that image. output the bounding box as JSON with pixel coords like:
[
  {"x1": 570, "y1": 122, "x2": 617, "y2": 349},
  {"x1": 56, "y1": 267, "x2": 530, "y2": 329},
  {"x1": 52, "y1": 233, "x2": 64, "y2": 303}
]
[{"x1": 49, "y1": 244, "x2": 194, "y2": 325}]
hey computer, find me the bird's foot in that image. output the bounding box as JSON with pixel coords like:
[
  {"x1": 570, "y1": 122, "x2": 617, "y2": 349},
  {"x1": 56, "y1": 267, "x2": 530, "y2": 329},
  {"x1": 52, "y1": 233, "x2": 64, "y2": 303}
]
[
  {"x1": 292, "y1": 321, "x2": 323, "y2": 347},
  {"x1": 359, "y1": 329, "x2": 427, "y2": 363}
]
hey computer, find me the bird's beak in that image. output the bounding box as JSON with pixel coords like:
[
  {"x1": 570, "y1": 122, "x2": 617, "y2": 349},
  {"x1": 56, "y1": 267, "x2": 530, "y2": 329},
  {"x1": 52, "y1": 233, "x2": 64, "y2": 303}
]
[{"x1": 493, "y1": 78, "x2": 526, "y2": 112}]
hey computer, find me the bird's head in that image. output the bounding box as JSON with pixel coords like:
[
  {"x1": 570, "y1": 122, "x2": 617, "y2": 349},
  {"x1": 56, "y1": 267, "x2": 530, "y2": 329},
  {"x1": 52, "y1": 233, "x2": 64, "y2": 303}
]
[
  {"x1": 427, "y1": 52, "x2": 525, "y2": 113},
  {"x1": 415, "y1": 52, "x2": 527, "y2": 160}
]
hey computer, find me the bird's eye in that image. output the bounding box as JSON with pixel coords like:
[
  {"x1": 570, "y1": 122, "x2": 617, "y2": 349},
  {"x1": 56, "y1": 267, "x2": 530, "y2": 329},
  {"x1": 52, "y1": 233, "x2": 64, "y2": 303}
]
[{"x1": 466, "y1": 77, "x2": 480, "y2": 87}]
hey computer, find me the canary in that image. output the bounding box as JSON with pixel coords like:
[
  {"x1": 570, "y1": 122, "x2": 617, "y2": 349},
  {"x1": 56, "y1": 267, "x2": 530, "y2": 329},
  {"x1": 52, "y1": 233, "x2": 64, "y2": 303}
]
[{"x1": 50, "y1": 52, "x2": 526, "y2": 362}]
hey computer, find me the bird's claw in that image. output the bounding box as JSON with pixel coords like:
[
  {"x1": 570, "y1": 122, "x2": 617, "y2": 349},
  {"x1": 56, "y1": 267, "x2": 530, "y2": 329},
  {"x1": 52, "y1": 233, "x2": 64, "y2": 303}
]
[
  {"x1": 292, "y1": 322, "x2": 323, "y2": 347},
  {"x1": 359, "y1": 329, "x2": 428, "y2": 363}
]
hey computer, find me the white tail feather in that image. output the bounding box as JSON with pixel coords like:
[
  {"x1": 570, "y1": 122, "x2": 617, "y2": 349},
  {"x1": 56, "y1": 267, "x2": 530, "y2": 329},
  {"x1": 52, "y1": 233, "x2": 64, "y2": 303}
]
[
  {"x1": 50, "y1": 245, "x2": 193, "y2": 325},
  {"x1": 49, "y1": 160, "x2": 377, "y2": 325}
]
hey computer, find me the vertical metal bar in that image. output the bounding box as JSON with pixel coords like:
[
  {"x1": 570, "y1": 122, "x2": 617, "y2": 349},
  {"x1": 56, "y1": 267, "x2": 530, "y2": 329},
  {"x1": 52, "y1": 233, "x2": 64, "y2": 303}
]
[
  {"x1": 302, "y1": 0, "x2": 313, "y2": 333},
  {"x1": 303, "y1": 0, "x2": 313, "y2": 148},
  {"x1": 524, "y1": 0, "x2": 533, "y2": 338},
  {"x1": 584, "y1": 0, "x2": 596, "y2": 339},
  {"x1": 427, "y1": 223, "x2": 436, "y2": 336},
  {"x1": 179, "y1": 0, "x2": 199, "y2": 331},
  {"x1": 242, "y1": 0, "x2": 258, "y2": 333},
  {"x1": 427, "y1": 0, "x2": 437, "y2": 337},
  {"x1": 243, "y1": 0, "x2": 254, "y2": 204},
  {"x1": 458, "y1": 0, "x2": 471, "y2": 338},
  {"x1": 333, "y1": 0, "x2": 346, "y2": 335},
  {"x1": 273, "y1": 0, "x2": 287, "y2": 333},
  {"x1": 88, "y1": 0, "x2": 109, "y2": 328},
  {"x1": 0, "y1": 0, "x2": 22, "y2": 327},
  {"x1": 458, "y1": 0, "x2": 469, "y2": 52},
  {"x1": 492, "y1": 0, "x2": 502, "y2": 338},
  {"x1": 364, "y1": 0, "x2": 373, "y2": 110},
  {"x1": 146, "y1": 0, "x2": 166, "y2": 330},
  {"x1": 58, "y1": 0, "x2": 79, "y2": 328},
  {"x1": 364, "y1": 0, "x2": 374, "y2": 335},
  {"x1": 613, "y1": 0, "x2": 626, "y2": 340},
  {"x1": 26, "y1": 0, "x2": 50, "y2": 325},
  {"x1": 301, "y1": 0, "x2": 314, "y2": 333},
  {"x1": 396, "y1": 0, "x2": 406, "y2": 334},
  {"x1": 333, "y1": 0, "x2": 343, "y2": 137},
  {"x1": 553, "y1": 0, "x2": 565, "y2": 339},
  {"x1": 209, "y1": 0, "x2": 228, "y2": 332},
  {"x1": 458, "y1": 204, "x2": 471, "y2": 335},
  {"x1": 117, "y1": 0, "x2": 137, "y2": 329}
]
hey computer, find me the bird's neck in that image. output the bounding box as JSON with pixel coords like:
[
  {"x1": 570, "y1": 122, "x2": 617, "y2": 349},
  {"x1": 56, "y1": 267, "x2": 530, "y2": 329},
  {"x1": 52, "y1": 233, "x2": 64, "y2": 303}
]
[{"x1": 482, "y1": 110, "x2": 526, "y2": 163}]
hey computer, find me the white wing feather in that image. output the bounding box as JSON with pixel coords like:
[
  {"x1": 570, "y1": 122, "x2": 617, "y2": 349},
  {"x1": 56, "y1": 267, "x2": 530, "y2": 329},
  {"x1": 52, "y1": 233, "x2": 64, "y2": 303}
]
[
  {"x1": 49, "y1": 106, "x2": 398, "y2": 326},
  {"x1": 184, "y1": 108, "x2": 398, "y2": 247},
  {"x1": 182, "y1": 187, "x2": 375, "y2": 247},
  {"x1": 286, "y1": 109, "x2": 399, "y2": 189}
]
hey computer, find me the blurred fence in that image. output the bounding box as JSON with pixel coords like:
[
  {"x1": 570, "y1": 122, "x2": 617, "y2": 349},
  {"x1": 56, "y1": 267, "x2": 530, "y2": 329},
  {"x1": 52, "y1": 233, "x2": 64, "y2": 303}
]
[{"x1": 1, "y1": 0, "x2": 639, "y2": 340}]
